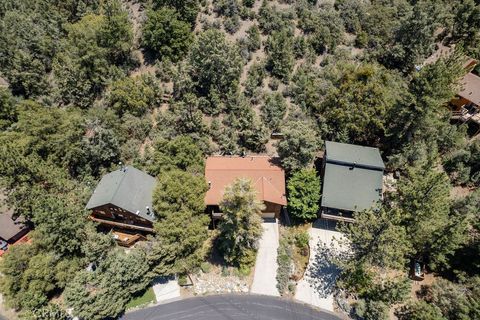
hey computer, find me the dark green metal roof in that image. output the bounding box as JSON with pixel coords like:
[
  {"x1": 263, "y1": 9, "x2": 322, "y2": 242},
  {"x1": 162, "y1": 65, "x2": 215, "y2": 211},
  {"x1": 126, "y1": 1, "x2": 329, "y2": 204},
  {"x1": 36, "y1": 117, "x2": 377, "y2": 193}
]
[
  {"x1": 86, "y1": 166, "x2": 156, "y2": 222},
  {"x1": 321, "y1": 163, "x2": 383, "y2": 212},
  {"x1": 325, "y1": 141, "x2": 385, "y2": 170},
  {"x1": 321, "y1": 142, "x2": 384, "y2": 212}
]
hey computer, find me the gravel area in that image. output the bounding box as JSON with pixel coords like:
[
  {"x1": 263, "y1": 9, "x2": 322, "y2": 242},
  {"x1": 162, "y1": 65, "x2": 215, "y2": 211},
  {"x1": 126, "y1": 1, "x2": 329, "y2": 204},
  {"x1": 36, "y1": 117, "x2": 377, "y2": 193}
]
[{"x1": 193, "y1": 269, "x2": 250, "y2": 295}]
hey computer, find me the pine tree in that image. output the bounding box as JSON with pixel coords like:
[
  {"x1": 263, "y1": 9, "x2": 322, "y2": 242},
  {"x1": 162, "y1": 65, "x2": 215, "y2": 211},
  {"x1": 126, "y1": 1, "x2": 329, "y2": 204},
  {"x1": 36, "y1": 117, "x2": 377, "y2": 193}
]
[
  {"x1": 266, "y1": 29, "x2": 294, "y2": 81},
  {"x1": 151, "y1": 209, "x2": 210, "y2": 276},
  {"x1": 338, "y1": 207, "x2": 411, "y2": 271},
  {"x1": 217, "y1": 178, "x2": 264, "y2": 269},
  {"x1": 396, "y1": 162, "x2": 467, "y2": 268},
  {"x1": 276, "y1": 116, "x2": 320, "y2": 172},
  {"x1": 152, "y1": 169, "x2": 208, "y2": 218},
  {"x1": 142, "y1": 7, "x2": 193, "y2": 62}
]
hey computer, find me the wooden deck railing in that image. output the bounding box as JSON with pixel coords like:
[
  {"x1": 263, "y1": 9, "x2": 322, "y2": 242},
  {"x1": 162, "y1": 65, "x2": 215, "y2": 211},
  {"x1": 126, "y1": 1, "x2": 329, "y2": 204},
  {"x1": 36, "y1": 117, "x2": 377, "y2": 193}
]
[
  {"x1": 321, "y1": 213, "x2": 355, "y2": 223},
  {"x1": 89, "y1": 216, "x2": 154, "y2": 233}
]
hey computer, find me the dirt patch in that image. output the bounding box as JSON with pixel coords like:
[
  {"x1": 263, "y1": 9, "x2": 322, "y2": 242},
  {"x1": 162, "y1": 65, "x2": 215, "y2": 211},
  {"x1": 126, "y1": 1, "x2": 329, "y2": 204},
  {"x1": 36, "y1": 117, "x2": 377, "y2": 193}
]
[
  {"x1": 450, "y1": 185, "x2": 475, "y2": 199},
  {"x1": 410, "y1": 272, "x2": 437, "y2": 300}
]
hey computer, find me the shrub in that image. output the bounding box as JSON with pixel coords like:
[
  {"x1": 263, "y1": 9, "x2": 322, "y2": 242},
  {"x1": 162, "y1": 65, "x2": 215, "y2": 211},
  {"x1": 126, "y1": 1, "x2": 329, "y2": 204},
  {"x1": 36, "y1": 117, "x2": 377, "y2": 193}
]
[
  {"x1": 356, "y1": 299, "x2": 389, "y2": 320},
  {"x1": 396, "y1": 301, "x2": 444, "y2": 320},
  {"x1": 260, "y1": 92, "x2": 287, "y2": 130},
  {"x1": 288, "y1": 282, "x2": 296, "y2": 294},
  {"x1": 276, "y1": 238, "x2": 293, "y2": 295},
  {"x1": 287, "y1": 169, "x2": 321, "y2": 221},
  {"x1": 268, "y1": 77, "x2": 280, "y2": 90},
  {"x1": 107, "y1": 75, "x2": 160, "y2": 117},
  {"x1": 200, "y1": 262, "x2": 212, "y2": 273},
  {"x1": 221, "y1": 266, "x2": 230, "y2": 277},
  {"x1": 178, "y1": 275, "x2": 188, "y2": 286},
  {"x1": 295, "y1": 231, "x2": 310, "y2": 251},
  {"x1": 243, "y1": 0, "x2": 255, "y2": 8},
  {"x1": 224, "y1": 16, "x2": 240, "y2": 34},
  {"x1": 355, "y1": 31, "x2": 369, "y2": 48},
  {"x1": 238, "y1": 249, "x2": 257, "y2": 270},
  {"x1": 236, "y1": 266, "x2": 251, "y2": 277},
  {"x1": 246, "y1": 25, "x2": 261, "y2": 51}
]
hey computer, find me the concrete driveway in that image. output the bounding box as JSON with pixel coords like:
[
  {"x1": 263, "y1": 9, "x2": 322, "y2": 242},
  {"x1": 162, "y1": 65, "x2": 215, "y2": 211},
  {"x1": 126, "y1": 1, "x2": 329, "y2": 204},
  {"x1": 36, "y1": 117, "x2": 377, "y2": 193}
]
[
  {"x1": 295, "y1": 219, "x2": 345, "y2": 312},
  {"x1": 152, "y1": 276, "x2": 180, "y2": 303},
  {"x1": 250, "y1": 219, "x2": 280, "y2": 296}
]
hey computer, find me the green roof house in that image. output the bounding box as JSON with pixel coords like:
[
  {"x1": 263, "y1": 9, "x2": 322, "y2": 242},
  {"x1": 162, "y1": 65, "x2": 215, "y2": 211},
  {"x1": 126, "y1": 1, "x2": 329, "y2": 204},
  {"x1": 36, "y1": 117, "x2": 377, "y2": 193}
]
[
  {"x1": 321, "y1": 141, "x2": 384, "y2": 222},
  {"x1": 86, "y1": 166, "x2": 156, "y2": 246}
]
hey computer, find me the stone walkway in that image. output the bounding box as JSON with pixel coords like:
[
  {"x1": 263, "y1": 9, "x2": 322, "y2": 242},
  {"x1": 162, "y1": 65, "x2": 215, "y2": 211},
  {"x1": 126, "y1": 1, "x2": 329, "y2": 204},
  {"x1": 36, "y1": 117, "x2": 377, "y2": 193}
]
[
  {"x1": 295, "y1": 219, "x2": 345, "y2": 311},
  {"x1": 250, "y1": 220, "x2": 280, "y2": 296}
]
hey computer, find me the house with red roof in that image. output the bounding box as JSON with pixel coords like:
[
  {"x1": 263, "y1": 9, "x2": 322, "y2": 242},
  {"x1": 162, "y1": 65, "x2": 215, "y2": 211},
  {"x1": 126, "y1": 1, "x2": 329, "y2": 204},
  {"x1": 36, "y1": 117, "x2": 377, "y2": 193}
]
[{"x1": 204, "y1": 156, "x2": 287, "y2": 223}]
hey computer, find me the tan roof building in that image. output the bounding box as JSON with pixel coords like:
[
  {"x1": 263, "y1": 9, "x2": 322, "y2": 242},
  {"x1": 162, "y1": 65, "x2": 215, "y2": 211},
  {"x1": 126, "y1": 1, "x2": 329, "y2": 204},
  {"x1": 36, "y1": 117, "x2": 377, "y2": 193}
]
[
  {"x1": 458, "y1": 72, "x2": 480, "y2": 107},
  {"x1": 205, "y1": 156, "x2": 287, "y2": 219}
]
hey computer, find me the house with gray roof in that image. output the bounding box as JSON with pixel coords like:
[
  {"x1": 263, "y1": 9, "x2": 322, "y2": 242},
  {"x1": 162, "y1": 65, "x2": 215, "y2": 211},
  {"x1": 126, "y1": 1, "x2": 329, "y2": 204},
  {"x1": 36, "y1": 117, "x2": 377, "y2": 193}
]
[
  {"x1": 320, "y1": 141, "x2": 385, "y2": 222},
  {"x1": 86, "y1": 166, "x2": 156, "y2": 246}
]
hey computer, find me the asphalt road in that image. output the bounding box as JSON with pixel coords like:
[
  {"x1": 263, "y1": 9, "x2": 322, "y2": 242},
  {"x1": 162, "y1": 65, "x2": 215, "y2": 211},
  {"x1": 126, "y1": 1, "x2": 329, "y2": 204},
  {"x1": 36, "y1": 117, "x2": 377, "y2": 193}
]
[{"x1": 120, "y1": 294, "x2": 342, "y2": 320}]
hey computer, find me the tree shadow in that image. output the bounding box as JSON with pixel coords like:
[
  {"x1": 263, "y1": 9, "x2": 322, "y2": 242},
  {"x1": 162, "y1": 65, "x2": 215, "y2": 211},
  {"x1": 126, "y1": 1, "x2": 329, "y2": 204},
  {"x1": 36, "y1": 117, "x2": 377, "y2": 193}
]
[
  {"x1": 306, "y1": 240, "x2": 347, "y2": 299},
  {"x1": 141, "y1": 48, "x2": 158, "y2": 66},
  {"x1": 312, "y1": 218, "x2": 338, "y2": 231},
  {"x1": 152, "y1": 275, "x2": 175, "y2": 286}
]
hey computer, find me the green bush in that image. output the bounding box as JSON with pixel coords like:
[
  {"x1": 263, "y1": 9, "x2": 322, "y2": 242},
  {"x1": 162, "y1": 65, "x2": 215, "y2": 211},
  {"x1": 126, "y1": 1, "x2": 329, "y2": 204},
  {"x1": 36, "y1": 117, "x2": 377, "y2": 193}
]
[
  {"x1": 396, "y1": 301, "x2": 445, "y2": 320},
  {"x1": 200, "y1": 262, "x2": 212, "y2": 273},
  {"x1": 288, "y1": 282, "x2": 296, "y2": 294},
  {"x1": 276, "y1": 238, "x2": 293, "y2": 295},
  {"x1": 260, "y1": 92, "x2": 287, "y2": 130},
  {"x1": 178, "y1": 275, "x2": 188, "y2": 286},
  {"x1": 238, "y1": 249, "x2": 257, "y2": 270},
  {"x1": 355, "y1": 31, "x2": 369, "y2": 48},
  {"x1": 287, "y1": 169, "x2": 321, "y2": 221},
  {"x1": 246, "y1": 25, "x2": 261, "y2": 51},
  {"x1": 295, "y1": 231, "x2": 310, "y2": 251},
  {"x1": 243, "y1": 0, "x2": 255, "y2": 8},
  {"x1": 221, "y1": 266, "x2": 230, "y2": 277},
  {"x1": 224, "y1": 16, "x2": 240, "y2": 34},
  {"x1": 268, "y1": 77, "x2": 280, "y2": 90},
  {"x1": 235, "y1": 266, "x2": 251, "y2": 277}
]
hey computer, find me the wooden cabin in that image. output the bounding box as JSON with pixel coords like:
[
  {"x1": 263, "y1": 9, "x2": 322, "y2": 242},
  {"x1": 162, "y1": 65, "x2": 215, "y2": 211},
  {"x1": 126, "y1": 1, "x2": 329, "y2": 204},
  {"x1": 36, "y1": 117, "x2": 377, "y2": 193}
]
[{"x1": 86, "y1": 166, "x2": 156, "y2": 246}]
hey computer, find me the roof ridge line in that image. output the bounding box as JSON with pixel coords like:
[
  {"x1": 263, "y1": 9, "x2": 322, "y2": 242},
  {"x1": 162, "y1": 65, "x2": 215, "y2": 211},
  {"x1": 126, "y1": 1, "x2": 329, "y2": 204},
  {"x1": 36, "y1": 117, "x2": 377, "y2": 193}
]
[
  {"x1": 262, "y1": 176, "x2": 285, "y2": 199},
  {"x1": 326, "y1": 159, "x2": 384, "y2": 171},
  {"x1": 109, "y1": 167, "x2": 130, "y2": 205}
]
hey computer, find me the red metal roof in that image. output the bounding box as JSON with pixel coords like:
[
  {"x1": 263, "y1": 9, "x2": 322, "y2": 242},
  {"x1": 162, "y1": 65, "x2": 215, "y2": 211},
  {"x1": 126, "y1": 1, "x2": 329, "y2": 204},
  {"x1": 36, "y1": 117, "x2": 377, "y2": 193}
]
[{"x1": 205, "y1": 156, "x2": 287, "y2": 206}]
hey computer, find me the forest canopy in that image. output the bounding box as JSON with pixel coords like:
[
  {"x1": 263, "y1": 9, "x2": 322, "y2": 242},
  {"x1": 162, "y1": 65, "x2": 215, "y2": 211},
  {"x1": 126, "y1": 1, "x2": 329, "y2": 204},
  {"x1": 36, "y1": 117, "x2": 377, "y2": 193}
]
[{"x1": 0, "y1": 0, "x2": 479, "y2": 319}]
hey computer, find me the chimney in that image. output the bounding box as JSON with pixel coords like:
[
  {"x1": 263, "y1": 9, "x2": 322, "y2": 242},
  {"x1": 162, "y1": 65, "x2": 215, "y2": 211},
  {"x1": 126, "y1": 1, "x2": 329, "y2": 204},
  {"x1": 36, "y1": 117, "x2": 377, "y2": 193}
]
[{"x1": 208, "y1": 181, "x2": 212, "y2": 189}]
